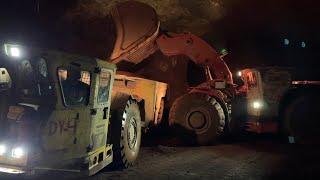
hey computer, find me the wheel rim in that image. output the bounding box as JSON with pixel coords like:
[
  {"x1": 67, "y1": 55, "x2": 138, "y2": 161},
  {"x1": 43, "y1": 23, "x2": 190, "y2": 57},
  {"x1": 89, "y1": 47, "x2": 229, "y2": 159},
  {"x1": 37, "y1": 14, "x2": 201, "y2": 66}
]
[
  {"x1": 186, "y1": 107, "x2": 211, "y2": 134},
  {"x1": 127, "y1": 117, "x2": 138, "y2": 150}
]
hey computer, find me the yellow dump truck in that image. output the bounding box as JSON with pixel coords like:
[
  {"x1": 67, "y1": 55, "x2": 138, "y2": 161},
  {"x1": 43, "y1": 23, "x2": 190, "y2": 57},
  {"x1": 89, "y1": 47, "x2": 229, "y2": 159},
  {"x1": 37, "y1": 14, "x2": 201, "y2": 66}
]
[{"x1": 0, "y1": 43, "x2": 167, "y2": 175}]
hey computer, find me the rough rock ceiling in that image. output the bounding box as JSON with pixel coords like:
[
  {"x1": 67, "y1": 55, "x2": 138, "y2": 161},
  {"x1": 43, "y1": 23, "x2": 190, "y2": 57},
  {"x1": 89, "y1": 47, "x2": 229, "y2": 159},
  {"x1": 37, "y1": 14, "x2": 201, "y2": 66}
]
[{"x1": 64, "y1": 0, "x2": 227, "y2": 36}]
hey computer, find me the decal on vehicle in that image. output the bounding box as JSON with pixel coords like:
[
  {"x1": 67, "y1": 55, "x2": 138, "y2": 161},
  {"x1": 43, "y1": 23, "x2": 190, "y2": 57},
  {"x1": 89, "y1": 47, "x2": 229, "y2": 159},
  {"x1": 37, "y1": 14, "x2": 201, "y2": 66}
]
[{"x1": 48, "y1": 119, "x2": 77, "y2": 136}]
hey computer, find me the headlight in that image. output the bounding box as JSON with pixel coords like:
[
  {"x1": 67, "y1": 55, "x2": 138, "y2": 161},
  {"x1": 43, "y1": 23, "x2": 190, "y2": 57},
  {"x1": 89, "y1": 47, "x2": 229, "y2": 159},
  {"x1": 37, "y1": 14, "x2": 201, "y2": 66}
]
[
  {"x1": 4, "y1": 44, "x2": 22, "y2": 58},
  {"x1": 237, "y1": 71, "x2": 242, "y2": 77},
  {"x1": 252, "y1": 101, "x2": 263, "y2": 109},
  {"x1": 0, "y1": 145, "x2": 6, "y2": 156},
  {"x1": 12, "y1": 147, "x2": 25, "y2": 158},
  {"x1": 8, "y1": 47, "x2": 20, "y2": 57}
]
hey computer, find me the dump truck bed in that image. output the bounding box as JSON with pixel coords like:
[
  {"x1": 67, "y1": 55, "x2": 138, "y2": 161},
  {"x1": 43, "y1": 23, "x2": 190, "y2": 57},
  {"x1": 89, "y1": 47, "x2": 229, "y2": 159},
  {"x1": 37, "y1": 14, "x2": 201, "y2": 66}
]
[{"x1": 112, "y1": 72, "x2": 167, "y2": 127}]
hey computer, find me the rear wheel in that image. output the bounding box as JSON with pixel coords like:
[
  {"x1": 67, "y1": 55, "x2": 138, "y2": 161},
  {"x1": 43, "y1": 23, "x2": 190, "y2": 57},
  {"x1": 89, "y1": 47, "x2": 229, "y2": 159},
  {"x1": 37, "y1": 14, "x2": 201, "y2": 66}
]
[
  {"x1": 110, "y1": 99, "x2": 141, "y2": 168},
  {"x1": 282, "y1": 95, "x2": 319, "y2": 144},
  {"x1": 169, "y1": 93, "x2": 225, "y2": 145}
]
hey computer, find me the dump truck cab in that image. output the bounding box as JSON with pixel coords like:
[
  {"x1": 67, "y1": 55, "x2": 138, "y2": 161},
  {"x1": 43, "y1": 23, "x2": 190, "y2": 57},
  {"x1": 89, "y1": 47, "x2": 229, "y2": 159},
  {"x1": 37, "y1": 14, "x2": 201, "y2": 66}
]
[
  {"x1": 0, "y1": 44, "x2": 117, "y2": 175},
  {"x1": 236, "y1": 67, "x2": 294, "y2": 122},
  {"x1": 235, "y1": 67, "x2": 320, "y2": 142},
  {"x1": 239, "y1": 68, "x2": 292, "y2": 119},
  {"x1": 234, "y1": 67, "x2": 293, "y2": 130}
]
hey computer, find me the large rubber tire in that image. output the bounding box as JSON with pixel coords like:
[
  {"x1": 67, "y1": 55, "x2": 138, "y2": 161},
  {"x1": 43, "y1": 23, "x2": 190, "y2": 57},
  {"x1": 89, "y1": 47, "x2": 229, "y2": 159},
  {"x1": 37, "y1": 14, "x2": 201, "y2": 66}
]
[
  {"x1": 169, "y1": 93, "x2": 225, "y2": 145},
  {"x1": 110, "y1": 99, "x2": 141, "y2": 168},
  {"x1": 282, "y1": 95, "x2": 319, "y2": 143}
]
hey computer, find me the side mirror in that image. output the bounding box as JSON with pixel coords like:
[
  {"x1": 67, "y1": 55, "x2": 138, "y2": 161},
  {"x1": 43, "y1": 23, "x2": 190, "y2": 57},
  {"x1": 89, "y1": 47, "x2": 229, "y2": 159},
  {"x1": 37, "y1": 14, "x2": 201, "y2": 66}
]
[{"x1": 0, "y1": 68, "x2": 12, "y2": 91}]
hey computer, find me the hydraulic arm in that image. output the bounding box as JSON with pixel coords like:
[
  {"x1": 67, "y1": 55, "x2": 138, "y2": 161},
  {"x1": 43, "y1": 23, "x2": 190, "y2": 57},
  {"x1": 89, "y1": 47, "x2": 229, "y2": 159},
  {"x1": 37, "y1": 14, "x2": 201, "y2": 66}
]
[{"x1": 156, "y1": 32, "x2": 233, "y2": 84}]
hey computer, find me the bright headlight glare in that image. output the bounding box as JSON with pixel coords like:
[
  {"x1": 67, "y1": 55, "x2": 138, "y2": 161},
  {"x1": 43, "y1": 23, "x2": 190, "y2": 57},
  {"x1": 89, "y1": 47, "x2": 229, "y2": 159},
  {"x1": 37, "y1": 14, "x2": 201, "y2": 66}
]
[
  {"x1": 4, "y1": 44, "x2": 22, "y2": 58},
  {"x1": 0, "y1": 145, "x2": 6, "y2": 155},
  {"x1": 237, "y1": 71, "x2": 242, "y2": 77},
  {"x1": 10, "y1": 47, "x2": 20, "y2": 57},
  {"x1": 12, "y1": 147, "x2": 25, "y2": 158},
  {"x1": 252, "y1": 101, "x2": 262, "y2": 109}
]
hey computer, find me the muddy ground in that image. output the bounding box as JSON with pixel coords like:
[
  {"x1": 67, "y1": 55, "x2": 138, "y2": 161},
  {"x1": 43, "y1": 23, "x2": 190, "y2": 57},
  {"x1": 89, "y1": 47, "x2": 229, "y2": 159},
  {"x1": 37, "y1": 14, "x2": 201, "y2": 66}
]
[{"x1": 2, "y1": 134, "x2": 320, "y2": 180}]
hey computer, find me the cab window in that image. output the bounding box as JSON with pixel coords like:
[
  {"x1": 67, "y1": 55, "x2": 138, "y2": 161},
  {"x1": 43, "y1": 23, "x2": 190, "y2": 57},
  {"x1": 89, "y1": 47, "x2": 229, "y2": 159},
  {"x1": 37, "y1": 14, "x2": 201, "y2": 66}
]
[
  {"x1": 98, "y1": 70, "x2": 111, "y2": 103},
  {"x1": 58, "y1": 67, "x2": 91, "y2": 106},
  {"x1": 16, "y1": 58, "x2": 53, "y2": 98},
  {"x1": 246, "y1": 72, "x2": 257, "y2": 87}
]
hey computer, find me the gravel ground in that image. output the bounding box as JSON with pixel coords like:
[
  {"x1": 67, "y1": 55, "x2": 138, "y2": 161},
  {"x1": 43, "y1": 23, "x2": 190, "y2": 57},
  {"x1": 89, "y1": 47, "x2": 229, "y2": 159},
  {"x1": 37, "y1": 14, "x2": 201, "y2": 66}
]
[{"x1": 1, "y1": 135, "x2": 320, "y2": 180}]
